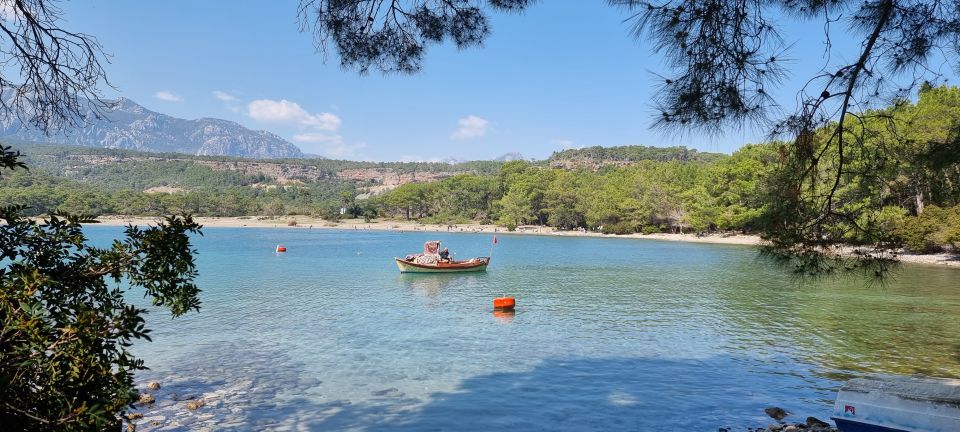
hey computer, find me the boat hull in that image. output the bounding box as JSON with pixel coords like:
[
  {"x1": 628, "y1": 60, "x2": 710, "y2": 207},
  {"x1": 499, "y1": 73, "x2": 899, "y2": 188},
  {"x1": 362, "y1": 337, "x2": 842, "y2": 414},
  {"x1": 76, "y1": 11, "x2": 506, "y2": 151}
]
[
  {"x1": 831, "y1": 375, "x2": 960, "y2": 432},
  {"x1": 395, "y1": 258, "x2": 489, "y2": 273},
  {"x1": 832, "y1": 419, "x2": 907, "y2": 432}
]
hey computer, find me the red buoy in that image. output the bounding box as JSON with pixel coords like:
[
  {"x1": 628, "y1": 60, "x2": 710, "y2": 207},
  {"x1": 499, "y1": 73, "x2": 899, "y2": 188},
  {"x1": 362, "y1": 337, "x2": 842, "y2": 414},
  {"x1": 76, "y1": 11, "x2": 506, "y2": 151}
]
[
  {"x1": 493, "y1": 297, "x2": 515, "y2": 310},
  {"x1": 275, "y1": 245, "x2": 287, "y2": 253}
]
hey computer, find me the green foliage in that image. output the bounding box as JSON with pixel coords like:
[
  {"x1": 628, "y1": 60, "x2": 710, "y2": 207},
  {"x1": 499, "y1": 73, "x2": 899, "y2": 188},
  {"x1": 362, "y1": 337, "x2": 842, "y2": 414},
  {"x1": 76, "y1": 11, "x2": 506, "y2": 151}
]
[
  {"x1": 0, "y1": 148, "x2": 203, "y2": 429},
  {"x1": 895, "y1": 205, "x2": 960, "y2": 252},
  {"x1": 708, "y1": 143, "x2": 779, "y2": 230},
  {"x1": 601, "y1": 221, "x2": 637, "y2": 235},
  {"x1": 373, "y1": 146, "x2": 782, "y2": 235},
  {"x1": 550, "y1": 145, "x2": 726, "y2": 164},
  {"x1": 641, "y1": 225, "x2": 662, "y2": 235},
  {"x1": 749, "y1": 85, "x2": 960, "y2": 277},
  {"x1": 0, "y1": 165, "x2": 357, "y2": 218}
]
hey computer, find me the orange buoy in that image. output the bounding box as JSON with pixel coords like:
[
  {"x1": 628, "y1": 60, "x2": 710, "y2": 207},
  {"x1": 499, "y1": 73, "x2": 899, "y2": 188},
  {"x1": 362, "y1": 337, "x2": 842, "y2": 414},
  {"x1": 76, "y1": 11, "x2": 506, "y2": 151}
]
[
  {"x1": 493, "y1": 296, "x2": 515, "y2": 310},
  {"x1": 275, "y1": 245, "x2": 287, "y2": 253}
]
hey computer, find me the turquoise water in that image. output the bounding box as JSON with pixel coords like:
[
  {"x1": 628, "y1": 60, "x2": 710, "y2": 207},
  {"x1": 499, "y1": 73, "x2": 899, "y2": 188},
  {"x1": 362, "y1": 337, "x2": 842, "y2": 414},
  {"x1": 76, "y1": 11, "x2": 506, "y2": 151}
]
[{"x1": 87, "y1": 227, "x2": 960, "y2": 431}]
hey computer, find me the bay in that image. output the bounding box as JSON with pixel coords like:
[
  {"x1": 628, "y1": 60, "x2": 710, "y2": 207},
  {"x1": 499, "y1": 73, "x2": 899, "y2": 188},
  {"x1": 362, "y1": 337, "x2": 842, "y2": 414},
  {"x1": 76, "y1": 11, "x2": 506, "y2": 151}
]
[{"x1": 86, "y1": 226, "x2": 960, "y2": 431}]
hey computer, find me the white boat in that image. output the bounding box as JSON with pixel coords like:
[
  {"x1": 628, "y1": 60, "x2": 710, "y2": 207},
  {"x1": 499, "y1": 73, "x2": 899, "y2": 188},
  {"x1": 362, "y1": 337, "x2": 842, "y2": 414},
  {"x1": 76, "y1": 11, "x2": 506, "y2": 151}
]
[{"x1": 832, "y1": 375, "x2": 960, "y2": 432}]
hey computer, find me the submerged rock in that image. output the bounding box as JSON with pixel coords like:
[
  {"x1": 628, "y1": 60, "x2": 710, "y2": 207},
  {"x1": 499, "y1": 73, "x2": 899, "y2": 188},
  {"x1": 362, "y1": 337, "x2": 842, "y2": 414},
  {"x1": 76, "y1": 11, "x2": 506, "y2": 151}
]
[
  {"x1": 806, "y1": 417, "x2": 831, "y2": 429},
  {"x1": 764, "y1": 407, "x2": 790, "y2": 421},
  {"x1": 138, "y1": 393, "x2": 156, "y2": 405},
  {"x1": 372, "y1": 387, "x2": 401, "y2": 397},
  {"x1": 185, "y1": 399, "x2": 206, "y2": 411},
  {"x1": 147, "y1": 381, "x2": 161, "y2": 391}
]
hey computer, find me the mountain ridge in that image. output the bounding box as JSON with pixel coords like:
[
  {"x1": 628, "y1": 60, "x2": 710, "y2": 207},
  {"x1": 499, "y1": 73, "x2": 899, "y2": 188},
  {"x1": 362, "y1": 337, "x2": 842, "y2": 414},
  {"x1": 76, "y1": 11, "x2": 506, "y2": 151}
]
[{"x1": 0, "y1": 97, "x2": 306, "y2": 159}]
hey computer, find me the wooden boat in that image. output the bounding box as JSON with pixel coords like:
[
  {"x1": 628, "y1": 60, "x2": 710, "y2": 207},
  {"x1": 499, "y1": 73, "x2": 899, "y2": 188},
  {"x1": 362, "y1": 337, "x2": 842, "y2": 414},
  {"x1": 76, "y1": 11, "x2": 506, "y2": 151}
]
[
  {"x1": 395, "y1": 256, "x2": 490, "y2": 273},
  {"x1": 396, "y1": 240, "x2": 491, "y2": 273},
  {"x1": 831, "y1": 375, "x2": 960, "y2": 432}
]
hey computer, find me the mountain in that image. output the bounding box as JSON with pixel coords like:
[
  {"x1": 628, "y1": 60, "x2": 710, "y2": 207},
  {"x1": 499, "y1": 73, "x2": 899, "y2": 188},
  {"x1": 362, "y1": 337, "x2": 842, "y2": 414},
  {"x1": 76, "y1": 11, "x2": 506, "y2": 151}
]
[
  {"x1": 495, "y1": 152, "x2": 524, "y2": 161},
  {"x1": 0, "y1": 97, "x2": 304, "y2": 158}
]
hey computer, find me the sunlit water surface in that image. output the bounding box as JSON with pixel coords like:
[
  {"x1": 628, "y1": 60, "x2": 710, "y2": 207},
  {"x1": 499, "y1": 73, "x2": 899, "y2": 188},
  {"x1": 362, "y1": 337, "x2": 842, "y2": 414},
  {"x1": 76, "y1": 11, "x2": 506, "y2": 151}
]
[{"x1": 86, "y1": 227, "x2": 960, "y2": 431}]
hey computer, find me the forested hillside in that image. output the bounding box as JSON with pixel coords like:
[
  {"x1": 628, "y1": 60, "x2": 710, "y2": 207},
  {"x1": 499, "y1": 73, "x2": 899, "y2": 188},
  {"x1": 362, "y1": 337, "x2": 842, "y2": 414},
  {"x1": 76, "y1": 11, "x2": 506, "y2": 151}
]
[
  {"x1": 371, "y1": 145, "x2": 774, "y2": 234},
  {"x1": 371, "y1": 86, "x2": 960, "y2": 254},
  {"x1": 548, "y1": 145, "x2": 726, "y2": 171},
  {"x1": 0, "y1": 144, "x2": 502, "y2": 218},
  {"x1": 3, "y1": 87, "x2": 960, "y2": 254}
]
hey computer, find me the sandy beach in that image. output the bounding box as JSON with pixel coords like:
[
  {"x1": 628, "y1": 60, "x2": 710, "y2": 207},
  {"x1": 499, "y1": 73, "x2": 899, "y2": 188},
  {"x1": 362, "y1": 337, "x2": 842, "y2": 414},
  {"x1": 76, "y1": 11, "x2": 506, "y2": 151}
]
[{"x1": 91, "y1": 215, "x2": 959, "y2": 268}]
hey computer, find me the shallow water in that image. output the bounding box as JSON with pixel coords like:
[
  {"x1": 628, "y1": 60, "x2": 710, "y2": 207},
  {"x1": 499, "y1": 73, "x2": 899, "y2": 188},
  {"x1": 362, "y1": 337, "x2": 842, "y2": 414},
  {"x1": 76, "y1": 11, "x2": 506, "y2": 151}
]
[{"x1": 87, "y1": 227, "x2": 960, "y2": 431}]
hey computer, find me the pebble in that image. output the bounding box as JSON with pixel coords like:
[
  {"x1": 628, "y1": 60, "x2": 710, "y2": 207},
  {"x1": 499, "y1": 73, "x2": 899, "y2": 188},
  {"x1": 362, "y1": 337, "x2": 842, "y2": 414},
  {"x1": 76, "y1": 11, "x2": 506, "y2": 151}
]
[{"x1": 185, "y1": 399, "x2": 206, "y2": 411}]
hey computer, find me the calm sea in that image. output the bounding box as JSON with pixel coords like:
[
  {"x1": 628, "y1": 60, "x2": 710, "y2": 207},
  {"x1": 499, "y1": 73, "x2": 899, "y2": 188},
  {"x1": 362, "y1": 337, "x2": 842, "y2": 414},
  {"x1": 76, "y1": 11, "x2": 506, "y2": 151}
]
[{"x1": 86, "y1": 226, "x2": 960, "y2": 431}]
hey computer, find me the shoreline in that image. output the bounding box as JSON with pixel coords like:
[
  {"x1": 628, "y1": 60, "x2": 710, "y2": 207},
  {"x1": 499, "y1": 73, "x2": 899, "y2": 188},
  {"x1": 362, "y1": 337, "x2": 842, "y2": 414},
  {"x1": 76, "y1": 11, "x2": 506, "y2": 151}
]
[{"x1": 89, "y1": 215, "x2": 960, "y2": 268}]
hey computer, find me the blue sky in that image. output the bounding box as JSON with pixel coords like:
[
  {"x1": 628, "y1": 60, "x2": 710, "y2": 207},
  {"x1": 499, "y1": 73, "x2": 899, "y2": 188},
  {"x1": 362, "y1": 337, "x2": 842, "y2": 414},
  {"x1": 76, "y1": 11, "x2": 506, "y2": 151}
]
[{"x1": 58, "y1": 1, "x2": 950, "y2": 161}]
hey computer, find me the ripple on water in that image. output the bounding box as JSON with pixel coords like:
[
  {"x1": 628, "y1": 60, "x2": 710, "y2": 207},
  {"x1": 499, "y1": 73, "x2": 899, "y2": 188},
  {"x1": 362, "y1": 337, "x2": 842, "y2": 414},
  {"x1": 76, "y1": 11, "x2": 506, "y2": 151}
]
[{"x1": 83, "y1": 227, "x2": 960, "y2": 431}]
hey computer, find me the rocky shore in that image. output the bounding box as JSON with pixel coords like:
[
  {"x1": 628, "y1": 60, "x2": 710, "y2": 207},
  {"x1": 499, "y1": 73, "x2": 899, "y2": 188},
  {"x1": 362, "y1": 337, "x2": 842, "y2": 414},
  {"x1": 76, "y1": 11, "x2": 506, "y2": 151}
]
[{"x1": 735, "y1": 406, "x2": 838, "y2": 431}]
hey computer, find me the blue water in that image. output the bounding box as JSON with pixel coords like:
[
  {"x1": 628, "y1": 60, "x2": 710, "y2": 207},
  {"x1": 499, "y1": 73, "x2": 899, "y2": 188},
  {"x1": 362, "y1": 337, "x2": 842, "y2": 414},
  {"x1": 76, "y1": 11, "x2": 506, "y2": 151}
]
[{"x1": 85, "y1": 227, "x2": 960, "y2": 431}]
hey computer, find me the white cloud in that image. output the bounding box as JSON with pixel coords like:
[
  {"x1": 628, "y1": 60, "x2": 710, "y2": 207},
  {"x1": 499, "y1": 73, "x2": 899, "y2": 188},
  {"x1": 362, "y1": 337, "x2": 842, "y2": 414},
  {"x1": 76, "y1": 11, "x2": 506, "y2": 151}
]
[
  {"x1": 213, "y1": 90, "x2": 239, "y2": 103},
  {"x1": 323, "y1": 142, "x2": 368, "y2": 159},
  {"x1": 292, "y1": 133, "x2": 367, "y2": 159},
  {"x1": 292, "y1": 132, "x2": 342, "y2": 144},
  {"x1": 247, "y1": 99, "x2": 340, "y2": 131},
  {"x1": 399, "y1": 155, "x2": 448, "y2": 163},
  {"x1": 213, "y1": 91, "x2": 242, "y2": 112},
  {"x1": 551, "y1": 138, "x2": 576, "y2": 149},
  {"x1": 0, "y1": 3, "x2": 32, "y2": 21},
  {"x1": 450, "y1": 115, "x2": 489, "y2": 140},
  {"x1": 154, "y1": 91, "x2": 183, "y2": 102},
  {"x1": 0, "y1": 4, "x2": 17, "y2": 21}
]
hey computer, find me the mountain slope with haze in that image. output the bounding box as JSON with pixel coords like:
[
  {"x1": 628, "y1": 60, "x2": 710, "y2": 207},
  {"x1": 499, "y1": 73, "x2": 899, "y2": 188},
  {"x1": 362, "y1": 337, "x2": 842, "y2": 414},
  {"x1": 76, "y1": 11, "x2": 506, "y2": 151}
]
[{"x1": 0, "y1": 97, "x2": 304, "y2": 158}]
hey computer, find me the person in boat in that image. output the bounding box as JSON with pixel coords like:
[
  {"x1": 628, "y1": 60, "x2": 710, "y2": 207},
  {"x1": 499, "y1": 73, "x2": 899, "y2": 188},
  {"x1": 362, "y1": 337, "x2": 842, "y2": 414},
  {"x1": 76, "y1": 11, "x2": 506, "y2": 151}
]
[{"x1": 439, "y1": 247, "x2": 450, "y2": 262}]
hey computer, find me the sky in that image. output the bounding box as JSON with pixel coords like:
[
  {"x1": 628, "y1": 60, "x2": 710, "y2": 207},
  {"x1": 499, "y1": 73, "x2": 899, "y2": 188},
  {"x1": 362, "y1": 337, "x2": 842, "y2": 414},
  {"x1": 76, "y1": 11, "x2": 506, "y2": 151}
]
[{"x1": 55, "y1": 1, "x2": 953, "y2": 161}]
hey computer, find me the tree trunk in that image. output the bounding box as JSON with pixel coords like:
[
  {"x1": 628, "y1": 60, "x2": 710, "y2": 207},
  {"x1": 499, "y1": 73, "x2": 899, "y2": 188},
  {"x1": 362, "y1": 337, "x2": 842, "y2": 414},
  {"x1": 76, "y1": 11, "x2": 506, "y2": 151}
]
[{"x1": 914, "y1": 182, "x2": 925, "y2": 216}]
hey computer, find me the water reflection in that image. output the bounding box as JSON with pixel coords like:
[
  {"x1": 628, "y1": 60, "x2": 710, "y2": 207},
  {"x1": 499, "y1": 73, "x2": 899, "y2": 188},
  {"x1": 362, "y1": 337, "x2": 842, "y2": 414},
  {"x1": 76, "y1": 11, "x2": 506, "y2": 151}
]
[
  {"x1": 717, "y1": 259, "x2": 960, "y2": 380},
  {"x1": 398, "y1": 273, "x2": 488, "y2": 298},
  {"x1": 492, "y1": 309, "x2": 515, "y2": 324},
  {"x1": 101, "y1": 227, "x2": 960, "y2": 432}
]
